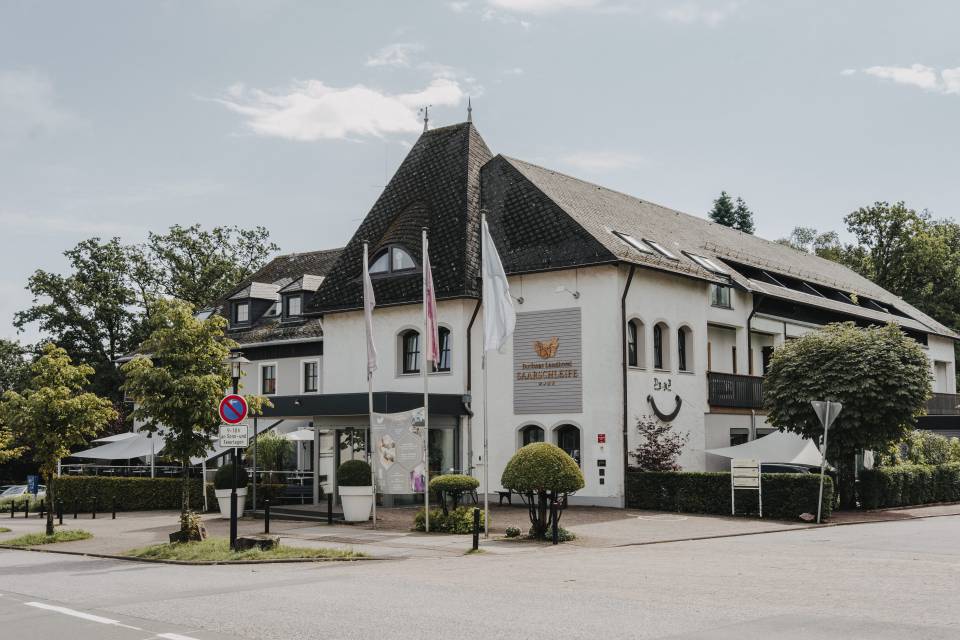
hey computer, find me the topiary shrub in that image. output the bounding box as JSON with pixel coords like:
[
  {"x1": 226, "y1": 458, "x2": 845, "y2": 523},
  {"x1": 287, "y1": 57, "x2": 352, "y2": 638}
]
[
  {"x1": 214, "y1": 464, "x2": 249, "y2": 490},
  {"x1": 429, "y1": 474, "x2": 479, "y2": 514},
  {"x1": 413, "y1": 506, "x2": 485, "y2": 534},
  {"x1": 501, "y1": 443, "x2": 584, "y2": 540},
  {"x1": 859, "y1": 463, "x2": 960, "y2": 508},
  {"x1": 337, "y1": 459, "x2": 372, "y2": 487}
]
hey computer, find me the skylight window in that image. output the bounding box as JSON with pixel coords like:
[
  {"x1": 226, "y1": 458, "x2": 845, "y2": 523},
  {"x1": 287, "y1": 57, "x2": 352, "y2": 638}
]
[
  {"x1": 686, "y1": 252, "x2": 729, "y2": 275},
  {"x1": 643, "y1": 239, "x2": 678, "y2": 260},
  {"x1": 611, "y1": 231, "x2": 653, "y2": 254}
]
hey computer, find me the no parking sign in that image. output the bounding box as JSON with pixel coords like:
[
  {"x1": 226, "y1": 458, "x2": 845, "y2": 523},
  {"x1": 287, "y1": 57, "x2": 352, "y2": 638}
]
[{"x1": 219, "y1": 394, "x2": 248, "y2": 425}]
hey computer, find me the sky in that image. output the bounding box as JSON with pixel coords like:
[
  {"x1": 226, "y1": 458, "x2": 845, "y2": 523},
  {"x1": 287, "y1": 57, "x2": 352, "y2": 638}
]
[{"x1": 1, "y1": 0, "x2": 958, "y2": 343}]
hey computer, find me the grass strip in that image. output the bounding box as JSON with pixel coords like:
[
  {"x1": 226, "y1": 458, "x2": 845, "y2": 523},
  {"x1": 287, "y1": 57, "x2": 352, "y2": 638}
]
[
  {"x1": 123, "y1": 538, "x2": 364, "y2": 562},
  {"x1": 3, "y1": 530, "x2": 92, "y2": 547}
]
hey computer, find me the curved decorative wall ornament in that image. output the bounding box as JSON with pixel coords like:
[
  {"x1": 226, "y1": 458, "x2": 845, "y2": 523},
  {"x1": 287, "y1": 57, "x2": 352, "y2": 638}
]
[{"x1": 647, "y1": 394, "x2": 682, "y2": 422}]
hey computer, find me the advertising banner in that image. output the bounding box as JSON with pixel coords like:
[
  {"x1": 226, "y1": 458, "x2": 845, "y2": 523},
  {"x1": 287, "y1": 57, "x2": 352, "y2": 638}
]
[
  {"x1": 513, "y1": 307, "x2": 583, "y2": 414},
  {"x1": 371, "y1": 407, "x2": 426, "y2": 495}
]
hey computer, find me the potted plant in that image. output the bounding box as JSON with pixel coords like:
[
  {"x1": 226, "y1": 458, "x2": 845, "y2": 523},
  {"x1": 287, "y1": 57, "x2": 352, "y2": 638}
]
[
  {"x1": 337, "y1": 459, "x2": 373, "y2": 522},
  {"x1": 213, "y1": 463, "x2": 249, "y2": 519}
]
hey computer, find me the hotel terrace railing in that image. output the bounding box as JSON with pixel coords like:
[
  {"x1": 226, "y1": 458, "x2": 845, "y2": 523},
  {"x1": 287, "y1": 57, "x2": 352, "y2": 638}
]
[
  {"x1": 927, "y1": 393, "x2": 960, "y2": 416},
  {"x1": 707, "y1": 372, "x2": 765, "y2": 409}
]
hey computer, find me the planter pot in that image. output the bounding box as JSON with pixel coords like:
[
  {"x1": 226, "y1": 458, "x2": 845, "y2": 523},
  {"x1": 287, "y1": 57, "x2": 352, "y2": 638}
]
[
  {"x1": 338, "y1": 485, "x2": 373, "y2": 522},
  {"x1": 214, "y1": 487, "x2": 247, "y2": 518}
]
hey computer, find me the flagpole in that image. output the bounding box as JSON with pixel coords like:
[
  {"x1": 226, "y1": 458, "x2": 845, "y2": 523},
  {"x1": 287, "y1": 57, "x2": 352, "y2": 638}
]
[
  {"x1": 363, "y1": 242, "x2": 377, "y2": 530},
  {"x1": 422, "y1": 227, "x2": 430, "y2": 533},
  {"x1": 481, "y1": 212, "x2": 490, "y2": 538}
]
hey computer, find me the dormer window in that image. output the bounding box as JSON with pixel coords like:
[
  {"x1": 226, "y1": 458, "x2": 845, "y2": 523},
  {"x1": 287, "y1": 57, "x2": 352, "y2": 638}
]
[
  {"x1": 233, "y1": 302, "x2": 249, "y2": 325},
  {"x1": 284, "y1": 294, "x2": 302, "y2": 319},
  {"x1": 369, "y1": 245, "x2": 417, "y2": 276}
]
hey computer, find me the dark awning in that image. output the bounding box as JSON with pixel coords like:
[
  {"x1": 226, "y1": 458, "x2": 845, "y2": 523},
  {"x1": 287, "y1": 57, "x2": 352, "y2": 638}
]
[{"x1": 259, "y1": 392, "x2": 466, "y2": 417}]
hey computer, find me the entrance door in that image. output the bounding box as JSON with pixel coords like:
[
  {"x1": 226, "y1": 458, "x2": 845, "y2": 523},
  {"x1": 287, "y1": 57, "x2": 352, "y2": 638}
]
[{"x1": 555, "y1": 424, "x2": 581, "y2": 466}]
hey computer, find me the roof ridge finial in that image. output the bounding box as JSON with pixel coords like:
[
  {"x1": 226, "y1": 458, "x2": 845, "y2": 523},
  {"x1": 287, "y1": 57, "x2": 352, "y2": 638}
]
[
  {"x1": 467, "y1": 97, "x2": 472, "y2": 123},
  {"x1": 420, "y1": 105, "x2": 430, "y2": 133}
]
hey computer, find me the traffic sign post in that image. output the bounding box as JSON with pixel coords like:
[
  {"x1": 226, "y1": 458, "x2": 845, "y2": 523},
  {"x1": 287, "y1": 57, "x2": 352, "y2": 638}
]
[
  {"x1": 220, "y1": 393, "x2": 248, "y2": 551},
  {"x1": 219, "y1": 394, "x2": 248, "y2": 425},
  {"x1": 811, "y1": 400, "x2": 842, "y2": 524}
]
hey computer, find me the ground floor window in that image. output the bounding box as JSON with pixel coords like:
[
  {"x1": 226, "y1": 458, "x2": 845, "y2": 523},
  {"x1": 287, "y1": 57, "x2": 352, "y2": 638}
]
[
  {"x1": 555, "y1": 424, "x2": 581, "y2": 466},
  {"x1": 520, "y1": 424, "x2": 545, "y2": 447},
  {"x1": 729, "y1": 428, "x2": 748, "y2": 447}
]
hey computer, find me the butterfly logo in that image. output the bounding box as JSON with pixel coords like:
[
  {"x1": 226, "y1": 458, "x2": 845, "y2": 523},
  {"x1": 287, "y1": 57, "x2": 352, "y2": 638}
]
[{"x1": 533, "y1": 336, "x2": 559, "y2": 359}]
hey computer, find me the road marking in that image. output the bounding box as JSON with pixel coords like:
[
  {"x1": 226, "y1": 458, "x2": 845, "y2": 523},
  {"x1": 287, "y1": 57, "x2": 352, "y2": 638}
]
[
  {"x1": 156, "y1": 634, "x2": 201, "y2": 640},
  {"x1": 23, "y1": 601, "x2": 143, "y2": 630}
]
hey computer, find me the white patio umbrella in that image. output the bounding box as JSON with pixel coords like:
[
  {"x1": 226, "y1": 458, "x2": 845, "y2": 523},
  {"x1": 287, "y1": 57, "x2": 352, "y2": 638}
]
[
  {"x1": 71, "y1": 432, "x2": 166, "y2": 460},
  {"x1": 92, "y1": 432, "x2": 140, "y2": 443},
  {"x1": 281, "y1": 428, "x2": 316, "y2": 442},
  {"x1": 705, "y1": 430, "x2": 824, "y2": 467}
]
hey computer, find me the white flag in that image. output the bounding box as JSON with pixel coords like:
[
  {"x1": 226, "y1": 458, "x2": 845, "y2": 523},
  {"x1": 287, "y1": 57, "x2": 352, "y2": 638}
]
[
  {"x1": 423, "y1": 235, "x2": 440, "y2": 364},
  {"x1": 363, "y1": 244, "x2": 378, "y2": 375},
  {"x1": 481, "y1": 218, "x2": 516, "y2": 352}
]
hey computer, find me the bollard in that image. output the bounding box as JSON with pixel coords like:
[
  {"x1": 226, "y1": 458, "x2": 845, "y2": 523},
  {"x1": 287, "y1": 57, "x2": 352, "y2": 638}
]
[
  {"x1": 264, "y1": 498, "x2": 271, "y2": 534},
  {"x1": 551, "y1": 500, "x2": 559, "y2": 545},
  {"x1": 57, "y1": 499, "x2": 63, "y2": 526},
  {"x1": 73, "y1": 499, "x2": 78, "y2": 520},
  {"x1": 112, "y1": 497, "x2": 116, "y2": 520},
  {"x1": 327, "y1": 493, "x2": 333, "y2": 525},
  {"x1": 39, "y1": 499, "x2": 45, "y2": 518},
  {"x1": 10, "y1": 499, "x2": 14, "y2": 518},
  {"x1": 24, "y1": 499, "x2": 29, "y2": 518},
  {"x1": 91, "y1": 496, "x2": 97, "y2": 520},
  {"x1": 472, "y1": 508, "x2": 480, "y2": 551}
]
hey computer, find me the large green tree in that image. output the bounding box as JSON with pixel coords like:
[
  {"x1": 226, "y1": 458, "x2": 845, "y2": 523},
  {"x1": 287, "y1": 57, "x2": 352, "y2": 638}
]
[
  {"x1": 763, "y1": 323, "x2": 930, "y2": 508},
  {"x1": 709, "y1": 191, "x2": 755, "y2": 233},
  {"x1": 0, "y1": 345, "x2": 117, "y2": 534},
  {"x1": 130, "y1": 224, "x2": 279, "y2": 311},
  {"x1": 0, "y1": 339, "x2": 30, "y2": 393},
  {"x1": 733, "y1": 197, "x2": 756, "y2": 234}
]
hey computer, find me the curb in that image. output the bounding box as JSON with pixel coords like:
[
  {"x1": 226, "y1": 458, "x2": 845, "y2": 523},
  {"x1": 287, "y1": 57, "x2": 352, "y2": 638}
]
[{"x1": 0, "y1": 544, "x2": 387, "y2": 565}]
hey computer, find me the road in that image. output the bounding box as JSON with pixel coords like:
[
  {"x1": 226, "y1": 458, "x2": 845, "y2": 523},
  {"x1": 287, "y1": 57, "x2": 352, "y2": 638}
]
[{"x1": 1, "y1": 516, "x2": 959, "y2": 639}]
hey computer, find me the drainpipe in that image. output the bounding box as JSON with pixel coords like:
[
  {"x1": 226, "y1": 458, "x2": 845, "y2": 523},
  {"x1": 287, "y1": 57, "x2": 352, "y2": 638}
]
[
  {"x1": 465, "y1": 299, "x2": 482, "y2": 475},
  {"x1": 746, "y1": 294, "x2": 765, "y2": 376},
  {"x1": 621, "y1": 265, "x2": 637, "y2": 506}
]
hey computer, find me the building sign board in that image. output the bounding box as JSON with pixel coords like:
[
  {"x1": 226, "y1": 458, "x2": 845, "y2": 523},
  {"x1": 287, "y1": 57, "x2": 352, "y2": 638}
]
[
  {"x1": 513, "y1": 308, "x2": 582, "y2": 414},
  {"x1": 218, "y1": 424, "x2": 249, "y2": 448},
  {"x1": 731, "y1": 458, "x2": 762, "y2": 517},
  {"x1": 371, "y1": 407, "x2": 426, "y2": 495}
]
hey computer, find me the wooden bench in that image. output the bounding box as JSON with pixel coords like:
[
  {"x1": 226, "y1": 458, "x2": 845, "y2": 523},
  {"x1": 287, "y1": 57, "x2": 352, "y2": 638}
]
[{"x1": 497, "y1": 490, "x2": 513, "y2": 505}]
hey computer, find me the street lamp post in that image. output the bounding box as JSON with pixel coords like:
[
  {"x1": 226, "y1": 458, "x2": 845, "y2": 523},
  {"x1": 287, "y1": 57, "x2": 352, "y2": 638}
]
[{"x1": 226, "y1": 351, "x2": 249, "y2": 551}]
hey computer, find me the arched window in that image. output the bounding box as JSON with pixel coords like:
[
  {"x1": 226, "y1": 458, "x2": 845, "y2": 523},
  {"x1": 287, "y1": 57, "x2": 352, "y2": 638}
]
[
  {"x1": 435, "y1": 327, "x2": 451, "y2": 372},
  {"x1": 678, "y1": 326, "x2": 693, "y2": 372},
  {"x1": 401, "y1": 330, "x2": 420, "y2": 374},
  {"x1": 370, "y1": 245, "x2": 417, "y2": 276},
  {"x1": 555, "y1": 424, "x2": 581, "y2": 466},
  {"x1": 653, "y1": 322, "x2": 670, "y2": 370},
  {"x1": 627, "y1": 319, "x2": 644, "y2": 368},
  {"x1": 520, "y1": 425, "x2": 544, "y2": 447}
]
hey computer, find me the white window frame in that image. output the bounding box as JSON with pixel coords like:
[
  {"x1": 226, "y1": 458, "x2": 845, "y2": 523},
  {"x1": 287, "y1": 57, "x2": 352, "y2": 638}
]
[
  {"x1": 259, "y1": 361, "x2": 279, "y2": 396},
  {"x1": 686, "y1": 252, "x2": 729, "y2": 275},
  {"x1": 233, "y1": 301, "x2": 250, "y2": 324},
  {"x1": 285, "y1": 294, "x2": 302, "y2": 318},
  {"x1": 300, "y1": 358, "x2": 320, "y2": 394},
  {"x1": 643, "y1": 239, "x2": 678, "y2": 260},
  {"x1": 611, "y1": 230, "x2": 654, "y2": 255}
]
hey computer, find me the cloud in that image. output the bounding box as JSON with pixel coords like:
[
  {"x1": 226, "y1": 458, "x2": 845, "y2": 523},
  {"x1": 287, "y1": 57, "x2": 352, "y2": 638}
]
[
  {"x1": 503, "y1": 67, "x2": 525, "y2": 76},
  {"x1": 447, "y1": 1, "x2": 471, "y2": 11},
  {"x1": 212, "y1": 78, "x2": 466, "y2": 141},
  {"x1": 365, "y1": 42, "x2": 425, "y2": 68},
  {"x1": 0, "y1": 69, "x2": 78, "y2": 141},
  {"x1": 659, "y1": 2, "x2": 741, "y2": 27},
  {"x1": 486, "y1": 0, "x2": 602, "y2": 13},
  {"x1": 559, "y1": 150, "x2": 647, "y2": 172},
  {"x1": 848, "y1": 64, "x2": 960, "y2": 95},
  {"x1": 0, "y1": 210, "x2": 146, "y2": 237}
]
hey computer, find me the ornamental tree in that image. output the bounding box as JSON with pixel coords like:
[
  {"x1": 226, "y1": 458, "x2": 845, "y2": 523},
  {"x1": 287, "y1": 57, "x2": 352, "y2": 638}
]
[
  {"x1": 763, "y1": 322, "x2": 930, "y2": 508},
  {"x1": 122, "y1": 299, "x2": 267, "y2": 530},
  {"x1": 629, "y1": 416, "x2": 689, "y2": 471},
  {"x1": 0, "y1": 344, "x2": 117, "y2": 535},
  {"x1": 501, "y1": 443, "x2": 584, "y2": 539}
]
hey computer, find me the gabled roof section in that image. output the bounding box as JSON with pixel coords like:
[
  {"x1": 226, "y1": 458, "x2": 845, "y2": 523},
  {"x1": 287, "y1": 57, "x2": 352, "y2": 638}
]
[
  {"x1": 310, "y1": 122, "x2": 493, "y2": 313},
  {"x1": 279, "y1": 274, "x2": 325, "y2": 294},
  {"x1": 494, "y1": 156, "x2": 957, "y2": 339},
  {"x1": 230, "y1": 281, "x2": 282, "y2": 301}
]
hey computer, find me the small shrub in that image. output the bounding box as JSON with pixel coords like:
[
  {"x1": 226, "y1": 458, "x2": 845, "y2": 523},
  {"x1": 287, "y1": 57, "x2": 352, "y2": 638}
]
[
  {"x1": 860, "y1": 463, "x2": 960, "y2": 508},
  {"x1": 214, "y1": 464, "x2": 249, "y2": 490},
  {"x1": 337, "y1": 460, "x2": 372, "y2": 487},
  {"x1": 429, "y1": 474, "x2": 479, "y2": 514},
  {"x1": 501, "y1": 443, "x2": 584, "y2": 540},
  {"x1": 504, "y1": 526, "x2": 521, "y2": 538},
  {"x1": 413, "y1": 506, "x2": 485, "y2": 534},
  {"x1": 528, "y1": 525, "x2": 575, "y2": 542}
]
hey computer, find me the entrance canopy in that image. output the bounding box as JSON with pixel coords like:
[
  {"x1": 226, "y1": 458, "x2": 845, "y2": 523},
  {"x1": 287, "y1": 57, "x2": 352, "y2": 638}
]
[
  {"x1": 705, "y1": 430, "x2": 823, "y2": 467},
  {"x1": 71, "y1": 432, "x2": 165, "y2": 460}
]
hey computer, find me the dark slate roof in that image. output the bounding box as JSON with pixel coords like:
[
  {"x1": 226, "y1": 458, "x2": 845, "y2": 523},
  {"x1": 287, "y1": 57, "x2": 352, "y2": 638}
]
[
  {"x1": 489, "y1": 156, "x2": 957, "y2": 339},
  {"x1": 309, "y1": 122, "x2": 492, "y2": 313}
]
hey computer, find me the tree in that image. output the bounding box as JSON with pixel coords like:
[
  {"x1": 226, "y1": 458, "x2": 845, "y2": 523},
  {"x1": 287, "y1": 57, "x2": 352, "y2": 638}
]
[
  {"x1": 708, "y1": 191, "x2": 737, "y2": 228},
  {"x1": 14, "y1": 238, "x2": 142, "y2": 403},
  {"x1": 733, "y1": 197, "x2": 755, "y2": 234},
  {"x1": 245, "y1": 430, "x2": 292, "y2": 484},
  {"x1": 763, "y1": 322, "x2": 930, "y2": 508},
  {"x1": 130, "y1": 224, "x2": 279, "y2": 311},
  {"x1": 121, "y1": 299, "x2": 234, "y2": 530},
  {"x1": 629, "y1": 416, "x2": 689, "y2": 471},
  {"x1": 501, "y1": 443, "x2": 584, "y2": 540},
  {"x1": 0, "y1": 345, "x2": 117, "y2": 535},
  {"x1": 0, "y1": 339, "x2": 30, "y2": 393}
]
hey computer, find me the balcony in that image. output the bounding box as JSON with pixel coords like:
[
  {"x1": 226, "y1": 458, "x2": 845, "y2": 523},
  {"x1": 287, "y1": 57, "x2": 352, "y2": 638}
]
[
  {"x1": 708, "y1": 372, "x2": 764, "y2": 409},
  {"x1": 927, "y1": 393, "x2": 960, "y2": 416}
]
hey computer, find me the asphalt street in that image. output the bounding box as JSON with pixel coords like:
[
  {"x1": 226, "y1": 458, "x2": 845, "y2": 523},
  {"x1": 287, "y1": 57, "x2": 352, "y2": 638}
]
[{"x1": 1, "y1": 516, "x2": 959, "y2": 640}]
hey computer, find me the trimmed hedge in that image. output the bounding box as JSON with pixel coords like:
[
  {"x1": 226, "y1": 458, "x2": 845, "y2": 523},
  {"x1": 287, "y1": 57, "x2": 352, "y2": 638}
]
[
  {"x1": 414, "y1": 506, "x2": 485, "y2": 534},
  {"x1": 51, "y1": 476, "x2": 205, "y2": 511},
  {"x1": 625, "y1": 471, "x2": 833, "y2": 521},
  {"x1": 859, "y1": 463, "x2": 960, "y2": 509}
]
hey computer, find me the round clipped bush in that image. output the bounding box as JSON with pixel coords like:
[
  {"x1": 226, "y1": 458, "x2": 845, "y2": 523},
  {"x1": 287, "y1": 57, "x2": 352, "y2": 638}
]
[
  {"x1": 213, "y1": 463, "x2": 249, "y2": 490},
  {"x1": 337, "y1": 459, "x2": 372, "y2": 487},
  {"x1": 501, "y1": 443, "x2": 584, "y2": 495},
  {"x1": 429, "y1": 474, "x2": 480, "y2": 514}
]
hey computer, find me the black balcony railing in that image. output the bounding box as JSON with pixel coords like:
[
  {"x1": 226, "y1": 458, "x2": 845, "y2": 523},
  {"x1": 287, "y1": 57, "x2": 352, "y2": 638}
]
[
  {"x1": 708, "y1": 372, "x2": 765, "y2": 409},
  {"x1": 927, "y1": 393, "x2": 960, "y2": 416}
]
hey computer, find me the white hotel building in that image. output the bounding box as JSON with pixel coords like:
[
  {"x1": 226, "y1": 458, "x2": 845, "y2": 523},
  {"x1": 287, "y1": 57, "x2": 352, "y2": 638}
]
[{"x1": 214, "y1": 121, "x2": 958, "y2": 507}]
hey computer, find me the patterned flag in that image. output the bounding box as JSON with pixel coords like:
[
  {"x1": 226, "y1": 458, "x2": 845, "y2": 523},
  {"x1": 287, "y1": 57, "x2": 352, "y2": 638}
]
[
  {"x1": 482, "y1": 218, "x2": 516, "y2": 351},
  {"x1": 363, "y1": 244, "x2": 378, "y2": 375},
  {"x1": 423, "y1": 235, "x2": 440, "y2": 364}
]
